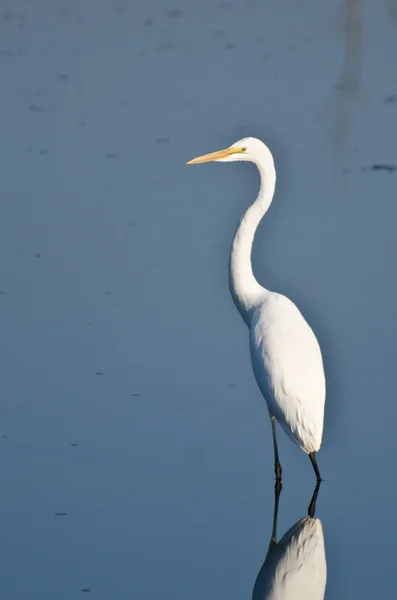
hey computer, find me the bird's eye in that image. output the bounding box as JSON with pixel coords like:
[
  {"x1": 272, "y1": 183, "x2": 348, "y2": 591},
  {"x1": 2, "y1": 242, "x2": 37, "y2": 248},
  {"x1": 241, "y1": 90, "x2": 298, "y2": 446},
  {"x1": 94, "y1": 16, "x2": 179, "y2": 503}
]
[{"x1": 242, "y1": 147, "x2": 247, "y2": 152}]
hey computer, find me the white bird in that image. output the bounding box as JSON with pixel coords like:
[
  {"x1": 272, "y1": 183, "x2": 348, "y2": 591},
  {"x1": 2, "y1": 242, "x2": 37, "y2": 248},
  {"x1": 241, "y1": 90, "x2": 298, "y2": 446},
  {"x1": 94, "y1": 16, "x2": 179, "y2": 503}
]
[
  {"x1": 187, "y1": 137, "x2": 326, "y2": 480},
  {"x1": 253, "y1": 482, "x2": 327, "y2": 600}
]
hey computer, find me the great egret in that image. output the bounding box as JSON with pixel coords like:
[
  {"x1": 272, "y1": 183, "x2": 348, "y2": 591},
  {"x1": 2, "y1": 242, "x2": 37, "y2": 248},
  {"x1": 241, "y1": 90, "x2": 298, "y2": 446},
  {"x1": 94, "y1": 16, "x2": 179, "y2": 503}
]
[
  {"x1": 187, "y1": 137, "x2": 326, "y2": 481},
  {"x1": 253, "y1": 481, "x2": 327, "y2": 600}
]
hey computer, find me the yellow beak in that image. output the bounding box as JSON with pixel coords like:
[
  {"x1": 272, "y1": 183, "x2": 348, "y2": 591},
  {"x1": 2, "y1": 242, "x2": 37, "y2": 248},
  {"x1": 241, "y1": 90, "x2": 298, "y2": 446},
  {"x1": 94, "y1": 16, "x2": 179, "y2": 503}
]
[{"x1": 186, "y1": 146, "x2": 245, "y2": 164}]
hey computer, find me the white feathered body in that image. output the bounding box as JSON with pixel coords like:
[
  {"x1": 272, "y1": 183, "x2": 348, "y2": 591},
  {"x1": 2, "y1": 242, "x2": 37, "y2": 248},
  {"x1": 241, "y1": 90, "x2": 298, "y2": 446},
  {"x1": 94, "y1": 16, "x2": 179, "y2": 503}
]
[{"x1": 249, "y1": 292, "x2": 326, "y2": 453}]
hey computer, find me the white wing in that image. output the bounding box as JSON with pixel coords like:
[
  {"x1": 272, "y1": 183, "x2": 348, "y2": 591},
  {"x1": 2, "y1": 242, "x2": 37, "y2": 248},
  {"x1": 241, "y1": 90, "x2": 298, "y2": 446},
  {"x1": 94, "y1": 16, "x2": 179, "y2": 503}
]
[{"x1": 249, "y1": 293, "x2": 326, "y2": 453}]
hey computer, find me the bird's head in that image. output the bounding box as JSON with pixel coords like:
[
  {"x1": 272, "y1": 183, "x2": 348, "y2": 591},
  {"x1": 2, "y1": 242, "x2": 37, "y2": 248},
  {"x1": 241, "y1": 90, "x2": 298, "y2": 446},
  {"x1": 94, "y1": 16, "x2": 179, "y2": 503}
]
[{"x1": 186, "y1": 136, "x2": 273, "y2": 166}]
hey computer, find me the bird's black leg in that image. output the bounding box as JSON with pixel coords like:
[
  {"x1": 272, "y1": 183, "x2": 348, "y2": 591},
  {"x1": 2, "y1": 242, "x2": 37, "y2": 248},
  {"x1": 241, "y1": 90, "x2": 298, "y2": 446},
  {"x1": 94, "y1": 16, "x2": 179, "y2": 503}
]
[
  {"x1": 307, "y1": 479, "x2": 322, "y2": 518},
  {"x1": 271, "y1": 476, "x2": 283, "y2": 544},
  {"x1": 271, "y1": 416, "x2": 282, "y2": 481},
  {"x1": 309, "y1": 452, "x2": 322, "y2": 482}
]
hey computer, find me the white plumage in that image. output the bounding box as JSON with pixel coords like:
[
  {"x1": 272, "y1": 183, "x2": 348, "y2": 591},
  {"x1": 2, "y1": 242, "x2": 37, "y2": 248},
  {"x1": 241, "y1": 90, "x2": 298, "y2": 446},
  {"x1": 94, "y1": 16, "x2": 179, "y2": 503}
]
[
  {"x1": 250, "y1": 293, "x2": 325, "y2": 453},
  {"x1": 187, "y1": 137, "x2": 326, "y2": 479}
]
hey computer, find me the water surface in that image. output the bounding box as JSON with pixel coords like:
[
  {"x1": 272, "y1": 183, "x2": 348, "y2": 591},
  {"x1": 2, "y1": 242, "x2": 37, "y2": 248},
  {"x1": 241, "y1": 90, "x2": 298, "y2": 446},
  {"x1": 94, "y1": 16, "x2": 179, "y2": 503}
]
[{"x1": 1, "y1": 1, "x2": 397, "y2": 598}]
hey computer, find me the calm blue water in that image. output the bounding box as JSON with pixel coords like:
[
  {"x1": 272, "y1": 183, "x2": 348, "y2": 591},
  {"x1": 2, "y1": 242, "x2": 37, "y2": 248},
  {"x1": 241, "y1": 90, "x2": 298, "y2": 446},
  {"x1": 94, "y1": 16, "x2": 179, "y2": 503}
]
[{"x1": 1, "y1": 1, "x2": 397, "y2": 597}]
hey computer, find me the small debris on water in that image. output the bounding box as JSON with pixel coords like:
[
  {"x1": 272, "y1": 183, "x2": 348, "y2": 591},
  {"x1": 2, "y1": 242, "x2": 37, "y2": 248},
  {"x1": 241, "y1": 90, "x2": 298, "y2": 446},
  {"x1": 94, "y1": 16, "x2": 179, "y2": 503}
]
[{"x1": 363, "y1": 164, "x2": 397, "y2": 173}]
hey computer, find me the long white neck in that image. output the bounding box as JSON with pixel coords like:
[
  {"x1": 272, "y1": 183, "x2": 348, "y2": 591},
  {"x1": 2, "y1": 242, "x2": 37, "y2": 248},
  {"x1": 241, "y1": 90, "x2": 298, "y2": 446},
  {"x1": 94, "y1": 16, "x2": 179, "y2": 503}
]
[{"x1": 229, "y1": 160, "x2": 276, "y2": 325}]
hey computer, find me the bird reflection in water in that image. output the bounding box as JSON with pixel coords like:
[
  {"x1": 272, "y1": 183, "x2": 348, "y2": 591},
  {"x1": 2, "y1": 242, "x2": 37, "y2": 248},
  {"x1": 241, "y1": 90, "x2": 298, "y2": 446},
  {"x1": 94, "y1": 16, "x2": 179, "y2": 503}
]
[{"x1": 253, "y1": 482, "x2": 327, "y2": 600}]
